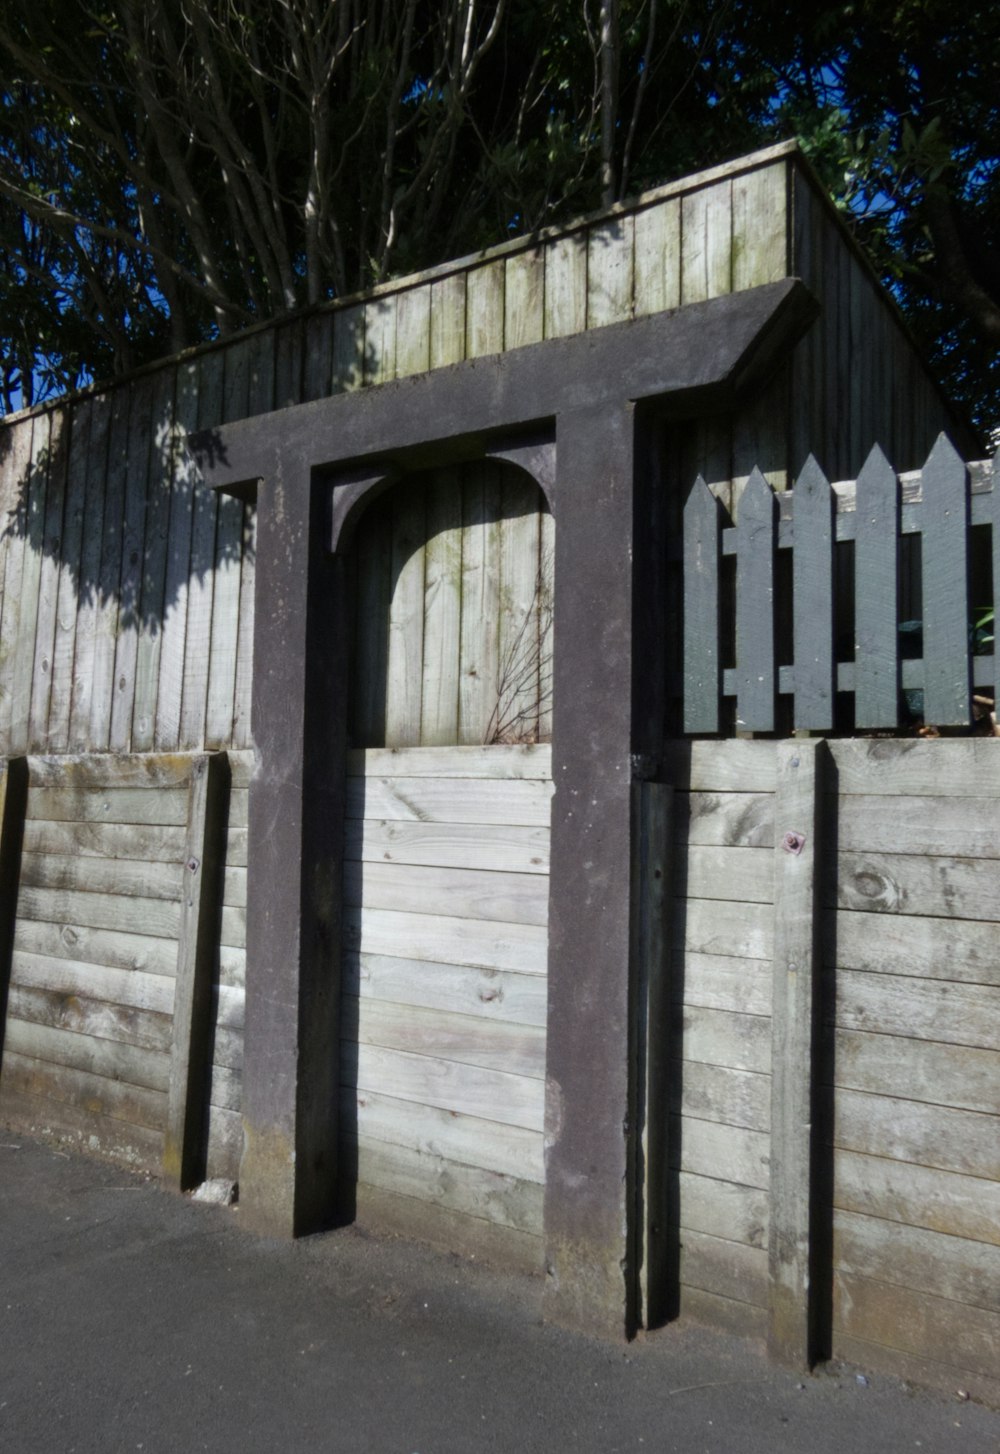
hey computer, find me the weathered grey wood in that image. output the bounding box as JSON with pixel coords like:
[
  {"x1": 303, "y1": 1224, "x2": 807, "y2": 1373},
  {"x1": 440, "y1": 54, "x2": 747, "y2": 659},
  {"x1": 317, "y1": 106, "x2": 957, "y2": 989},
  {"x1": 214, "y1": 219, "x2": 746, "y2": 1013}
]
[
  {"x1": 458, "y1": 462, "x2": 501, "y2": 743},
  {"x1": 26, "y1": 784, "x2": 188, "y2": 825},
  {"x1": 681, "y1": 180, "x2": 732, "y2": 304},
  {"x1": 343, "y1": 859, "x2": 548, "y2": 927},
  {"x1": 419, "y1": 473, "x2": 463, "y2": 745},
  {"x1": 769, "y1": 740, "x2": 825, "y2": 1367},
  {"x1": 853, "y1": 446, "x2": 899, "y2": 727},
  {"x1": 2, "y1": 1050, "x2": 167, "y2": 1131},
  {"x1": 8, "y1": 981, "x2": 172, "y2": 1053},
  {"x1": 493, "y1": 472, "x2": 543, "y2": 744},
  {"x1": 732, "y1": 163, "x2": 788, "y2": 290},
  {"x1": 587, "y1": 217, "x2": 634, "y2": 327},
  {"x1": 992, "y1": 450, "x2": 999, "y2": 709},
  {"x1": 19, "y1": 852, "x2": 183, "y2": 902},
  {"x1": 22, "y1": 815, "x2": 185, "y2": 862},
  {"x1": 83, "y1": 387, "x2": 129, "y2": 751},
  {"x1": 832, "y1": 967, "x2": 999, "y2": 1051},
  {"x1": 679, "y1": 1004, "x2": 771, "y2": 1075},
  {"x1": 348, "y1": 994, "x2": 545, "y2": 1079},
  {"x1": 205, "y1": 350, "x2": 246, "y2": 746},
  {"x1": 503, "y1": 249, "x2": 544, "y2": 349},
  {"x1": 273, "y1": 318, "x2": 304, "y2": 406},
  {"x1": 670, "y1": 1114, "x2": 771, "y2": 1191},
  {"x1": 27, "y1": 753, "x2": 195, "y2": 789},
  {"x1": 633, "y1": 197, "x2": 680, "y2": 317},
  {"x1": 676, "y1": 791, "x2": 774, "y2": 848},
  {"x1": 47, "y1": 402, "x2": 89, "y2": 751},
  {"x1": 345, "y1": 818, "x2": 549, "y2": 875},
  {"x1": 684, "y1": 846, "x2": 773, "y2": 904},
  {"x1": 332, "y1": 303, "x2": 366, "y2": 389},
  {"x1": 677, "y1": 1225, "x2": 769, "y2": 1308},
  {"x1": 13, "y1": 926, "x2": 178, "y2": 980},
  {"x1": 395, "y1": 287, "x2": 432, "y2": 378},
  {"x1": 14, "y1": 884, "x2": 181, "y2": 940},
  {"x1": 28, "y1": 411, "x2": 69, "y2": 748},
  {"x1": 346, "y1": 774, "x2": 553, "y2": 826},
  {"x1": 346, "y1": 952, "x2": 547, "y2": 1027},
  {"x1": 833, "y1": 1086, "x2": 998, "y2": 1181},
  {"x1": 631, "y1": 782, "x2": 673, "y2": 1328},
  {"x1": 3, "y1": 1016, "x2": 169, "y2": 1094},
  {"x1": 0, "y1": 1082, "x2": 164, "y2": 1169},
  {"x1": 835, "y1": 850, "x2": 1000, "y2": 920},
  {"x1": 735, "y1": 469, "x2": 777, "y2": 731},
  {"x1": 346, "y1": 744, "x2": 552, "y2": 779},
  {"x1": 834, "y1": 792, "x2": 1000, "y2": 859},
  {"x1": 679, "y1": 897, "x2": 773, "y2": 962},
  {"x1": 343, "y1": 1039, "x2": 544, "y2": 1132},
  {"x1": 0, "y1": 756, "x2": 28, "y2": 1065},
  {"x1": 831, "y1": 737, "x2": 1000, "y2": 799},
  {"x1": 154, "y1": 361, "x2": 197, "y2": 750},
  {"x1": 429, "y1": 274, "x2": 466, "y2": 368},
  {"x1": 303, "y1": 312, "x2": 334, "y2": 401},
  {"x1": 129, "y1": 370, "x2": 176, "y2": 751},
  {"x1": 677, "y1": 1061, "x2": 771, "y2": 1134},
  {"x1": 111, "y1": 374, "x2": 159, "y2": 750},
  {"x1": 791, "y1": 457, "x2": 835, "y2": 729},
  {"x1": 8, "y1": 414, "x2": 50, "y2": 754},
  {"x1": 543, "y1": 232, "x2": 587, "y2": 339},
  {"x1": 465, "y1": 260, "x2": 505, "y2": 358},
  {"x1": 832, "y1": 1271, "x2": 1000, "y2": 1382},
  {"x1": 351, "y1": 489, "x2": 392, "y2": 745},
  {"x1": 164, "y1": 753, "x2": 228, "y2": 1189},
  {"x1": 834, "y1": 1148, "x2": 1000, "y2": 1247},
  {"x1": 683, "y1": 476, "x2": 722, "y2": 733},
  {"x1": 344, "y1": 905, "x2": 548, "y2": 975},
  {"x1": 0, "y1": 418, "x2": 34, "y2": 748},
  {"x1": 921, "y1": 434, "x2": 971, "y2": 724},
  {"x1": 384, "y1": 486, "x2": 426, "y2": 746},
  {"x1": 677, "y1": 952, "x2": 772, "y2": 1017},
  {"x1": 677, "y1": 1170, "x2": 769, "y2": 1249},
  {"x1": 180, "y1": 353, "x2": 225, "y2": 748},
  {"x1": 833, "y1": 1026, "x2": 1000, "y2": 1116},
  {"x1": 831, "y1": 1326, "x2": 1000, "y2": 1410},
  {"x1": 346, "y1": 1085, "x2": 544, "y2": 1184},
  {"x1": 663, "y1": 740, "x2": 778, "y2": 794}
]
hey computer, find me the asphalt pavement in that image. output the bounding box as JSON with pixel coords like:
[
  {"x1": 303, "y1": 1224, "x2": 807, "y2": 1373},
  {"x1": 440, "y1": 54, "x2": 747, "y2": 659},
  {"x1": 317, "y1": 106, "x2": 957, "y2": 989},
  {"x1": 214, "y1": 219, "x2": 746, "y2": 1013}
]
[{"x1": 1, "y1": 1136, "x2": 997, "y2": 1454}]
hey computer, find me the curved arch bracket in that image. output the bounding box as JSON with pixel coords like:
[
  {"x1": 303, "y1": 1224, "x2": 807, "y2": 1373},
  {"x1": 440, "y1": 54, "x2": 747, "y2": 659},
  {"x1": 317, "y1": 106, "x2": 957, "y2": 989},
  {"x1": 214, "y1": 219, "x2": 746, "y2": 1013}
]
[
  {"x1": 327, "y1": 464, "x2": 399, "y2": 555},
  {"x1": 484, "y1": 430, "x2": 556, "y2": 513}
]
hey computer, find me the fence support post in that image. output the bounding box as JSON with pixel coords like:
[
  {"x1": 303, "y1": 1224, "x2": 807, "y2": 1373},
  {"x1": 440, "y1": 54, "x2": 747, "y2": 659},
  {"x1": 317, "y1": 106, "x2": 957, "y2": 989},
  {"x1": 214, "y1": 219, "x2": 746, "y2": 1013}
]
[
  {"x1": 768, "y1": 739, "x2": 827, "y2": 1368},
  {"x1": 0, "y1": 757, "x2": 28, "y2": 1070}
]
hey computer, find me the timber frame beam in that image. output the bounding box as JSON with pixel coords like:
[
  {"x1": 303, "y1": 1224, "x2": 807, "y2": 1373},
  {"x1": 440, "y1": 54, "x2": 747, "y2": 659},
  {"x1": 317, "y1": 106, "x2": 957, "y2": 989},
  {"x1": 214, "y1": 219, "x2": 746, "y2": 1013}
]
[{"x1": 190, "y1": 278, "x2": 818, "y2": 1340}]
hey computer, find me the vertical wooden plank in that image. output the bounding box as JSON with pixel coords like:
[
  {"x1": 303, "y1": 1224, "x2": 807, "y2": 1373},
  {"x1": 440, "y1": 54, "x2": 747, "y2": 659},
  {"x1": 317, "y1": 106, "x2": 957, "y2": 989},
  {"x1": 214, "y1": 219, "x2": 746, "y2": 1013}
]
[
  {"x1": 493, "y1": 471, "x2": 542, "y2": 743},
  {"x1": 921, "y1": 435, "x2": 971, "y2": 725},
  {"x1": 732, "y1": 163, "x2": 789, "y2": 291},
  {"x1": 80, "y1": 386, "x2": 128, "y2": 750},
  {"x1": 683, "y1": 476, "x2": 722, "y2": 734},
  {"x1": 352, "y1": 498, "x2": 392, "y2": 747},
  {"x1": 459, "y1": 461, "x2": 502, "y2": 743},
  {"x1": 109, "y1": 373, "x2": 156, "y2": 750},
  {"x1": 131, "y1": 370, "x2": 177, "y2": 751},
  {"x1": 384, "y1": 483, "x2": 426, "y2": 746},
  {"x1": 587, "y1": 216, "x2": 634, "y2": 328},
  {"x1": 789, "y1": 172, "x2": 826, "y2": 473},
  {"x1": 419, "y1": 471, "x2": 463, "y2": 745},
  {"x1": 303, "y1": 312, "x2": 335, "y2": 402},
  {"x1": 9, "y1": 413, "x2": 50, "y2": 755},
  {"x1": 332, "y1": 303, "x2": 366, "y2": 392},
  {"x1": 274, "y1": 321, "x2": 304, "y2": 407},
  {"x1": 44, "y1": 403, "x2": 87, "y2": 752},
  {"x1": 250, "y1": 327, "x2": 276, "y2": 415},
  {"x1": 466, "y1": 260, "x2": 505, "y2": 359},
  {"x1": 847, "y1": 259, "x2": 868, "y2": 477},
  {"x1": 681, "y1": 181, "x2": 732, "y2": 305},
  {"x1": 0, "y1": 418, "x2": 34, "y2": 751},
  {"x1": 735, "y1": 468, "x2": 777, "y2": 732},
  {"x1": 179, "y1": 352, "x2": 224, "y2": 749},
  {"x1": 538, "y1": 504, "x2": 555, "y2": 742},
  {"x1": 631, "y1": 780, "x2": 673, "y2": 1329},
  {"x1": 204, "y1": 339, "x2": 251, "y2": 750},
  {"x1": 394, "y1": 287, "x2": 432, "y2": 378},
  {"x1": 28, "y1": 409, "x2": 69, "y2": 748},
  {"x1": 429, "y1": 274, "x2": 467, "y2": 368},
  {"x1": 769, "y1": 739, "x2": 825, "y2": 1370},
  {"x1": 792, "y1": 457, "x2": 835, "y2": 731},
  {"x1": 66, "y1": 394, "x2": 111, "y2": 750},
  {"x1": 993, "y1": 450, "x2": 1000, "y2": 714},
  {"x1": 231, "y1": 504, "x2": 257, "y2": 750},
  {"x1": 633, "y1": 198, "x2": 681, "y2": 318},
  {"x1": 364, "y1": 295, "x2": 398, "y2": 385},
  {"x1": 544, "y1": 233, "x2": 587, "y2": 339},
  {"x1": 854, "y1": 445, "x2": 899, "y2": 728},
  {"x1": 155, "y1": 362, "x2": 198, "y2": 750},
  {"x1": 164, "y1": 753, "x2": 229, "y2": 1191},
  {"x1": 0, "y1": 756, "x2": 28, "y2": 1067},
  {"x1": 504, "y1": 249, "x2": 545, "y2": 350}
]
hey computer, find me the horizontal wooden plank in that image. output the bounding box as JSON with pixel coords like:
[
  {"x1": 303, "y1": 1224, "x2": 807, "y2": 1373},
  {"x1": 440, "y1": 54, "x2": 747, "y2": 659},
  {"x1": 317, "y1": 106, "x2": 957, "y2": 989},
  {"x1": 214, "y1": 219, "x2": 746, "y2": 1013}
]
[
  {"x1": 348, "y1": 1179, "x2": 542, "y2": 1274},
  {"x1": 346, "y1": 745, "x2": 552, "y2": 779},
  {"x1": 20, "y1": 852, "x2": 183, "y2": 902},
  {"x1": 0, "y1": 1084, "x2": 163, "y2": 1172},
  {"x1": 1, "y1": 1052, "x2": 167, "y2": 1133},
  {"x1": 345, "y1": 952, "x2": 546, "y2": 1027},
  {"x1": 12, "y1": 921, "x2": 178, "y2": 978},
  {"x1": 833, "y1": 1208, "x2": 1000, "y2": 1314},
  {"x1": 675, "y1": 1170, "x2": 768, "y2": 1249},
  {"x1": 27, "y1": 754, "x2": 197, "y2": 789},
  {"x1": 677, "y1": 1226, "x2": 769, "y2": 1309},
  {"x1": 344, "y1": 906, "x2": 548, "y2": 975},
  {"x1": 833, "y1": 1270, "x2": 1000, "y2": 1381},
  {"x1": 670, "y1": 1114, "x2": 771, "y2": 1191},
  {"x1": 676, "y1": 1061, "x2": 770, "y2": 1132},
  {"x1": 226, "y1": 753, "x2": 255, "y2": 789},
  {"x1": 344, "y1": 1085, "x2": 544, "y2": 1184},
  {"x1": 832, "y1": 969, "x2": 1000, "y2": 1051},
  {"x1": 343, "y1": 860, "x2": 548, "y2": 928},
  {"x1": 663, "y1": 740, "x2": 778, "y2": 793},
  {"x1": 3, "y1": 1017, "x2": 169, "y2": 1094},
  {"x1": 679, "y1": 898, "x2": 773, "y2": 961},
  {"x1": 208, "y1": 1061, "x2": 242, "y2": 1114},
  {"x1": 676, "y1": 792, "x2": 774, "y2": 848},
  {"x1": 832, "y1": 1027, "x2": 1000, "y2": 1115},
  {"x1": 15, "y1": 886, "x2": 181, "y2": 941},
  {"x1": 225, "y1": 827, "x2": 248, "y2": 869},
  {"x1": 346, "y1": 995, "x2": 546, "y2": 1080},
  {"x1": 343, "y1": 1134, "x2": 543, "y2": 1236},
  {"x1": 830, "y1": 1329, "x2": 1000, "y2": 1410},
  {"x1": 7, "y1": 983, "x2": 173, "y2": 1055},
  {"x1": 834, "y1": 1149, "x2": 1000, "y2": 1247},
  {"x1": 834, "y1": 1087, "x2": 999, "y2": 1181},
  {"x1": 219, "y1": 905, "x2": 246, "y2": 950},
  {"x1": 21, "y1": 820, "x2": 188, "y2": 862},
  {"x1": 835, "y1": 850, "x2": 1000, "y2": 918},
  {"x1": 835, "y1": 794, "x2": 1000, "y2": 858},
  {"x1": 829, "y1": 739, "x2": 1000, "y2": 798},
  {"x1": 831, "y1": 909, "x2": 1000, "y2": 985},
  {"x1": 11, "y1": 950, "x2": 175, "y2": 1015},
  {"x1": 212, "y1": 1025, "x2": 245, "y2": 1073},
  {"x1": 218, "y1": 947, "x2": 246, "y2": 991},
  {"x1": 676, "y1": 1285, "x2": 768, "y2": 1341},
  {"x1": 205, "y1": 1104, "x2": 242, "y2": 1181},
  {"x1": 676, "y1": 1005, "x2": 771, "y2": 1074},
  {"x1": 344, "y1": 1041, "x2": 544, "y2": 1132},
  {"x1": 223, "y1": 866, "x2": 246, "y2": 908},
  {"x1": 681, "y1": 846, "x2": 773, "y2": 904},
  {"x1": 345, "y1": 777, "x2": 553, "y2": 827},
  {"x1": 676, "y1": 953, "x2": 772, "y2": 1016},
  {"x1": 213, "y1": 985, "x2": 245, "y2": 1032},
  {"x1": 345, "y1": 818, "x2": 550, "y2": 875},
  {"x1": 26, "y1": 786, "x2": 189, "y2": 826}
]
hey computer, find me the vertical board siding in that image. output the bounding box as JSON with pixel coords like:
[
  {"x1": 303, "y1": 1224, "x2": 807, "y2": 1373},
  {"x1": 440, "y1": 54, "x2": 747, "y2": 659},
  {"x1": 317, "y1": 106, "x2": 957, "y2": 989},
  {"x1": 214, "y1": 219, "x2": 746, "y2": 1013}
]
[
  {"x1": 341, "y1": 745, "x2": 551, "y2": 1264},
  {"x1": 350, "y1": 463, "x2": 554, "y2": 750}
]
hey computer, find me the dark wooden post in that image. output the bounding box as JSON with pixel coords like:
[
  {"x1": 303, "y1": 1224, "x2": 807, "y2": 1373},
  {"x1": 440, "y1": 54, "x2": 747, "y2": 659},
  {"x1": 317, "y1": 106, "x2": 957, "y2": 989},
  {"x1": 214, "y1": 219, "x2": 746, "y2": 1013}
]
[
  {"x1": 239, "y1": 460, "x2": 346, "y2": 1237},
  {"x1": 0, "y1": 757, "x2": 28, "y2": 1067}
]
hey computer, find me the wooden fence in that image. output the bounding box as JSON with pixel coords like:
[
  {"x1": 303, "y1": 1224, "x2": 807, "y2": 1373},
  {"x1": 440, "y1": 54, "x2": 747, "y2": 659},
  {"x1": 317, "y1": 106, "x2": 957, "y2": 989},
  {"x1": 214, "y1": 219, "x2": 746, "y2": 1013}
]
[{"x1": 683, "y1": 435, "x2": 997, "y2": 734}]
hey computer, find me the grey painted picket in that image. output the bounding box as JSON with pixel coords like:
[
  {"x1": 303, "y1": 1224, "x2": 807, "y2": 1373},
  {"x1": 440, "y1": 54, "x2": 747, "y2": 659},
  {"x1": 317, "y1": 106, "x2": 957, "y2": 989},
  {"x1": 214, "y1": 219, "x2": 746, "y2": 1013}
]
[
  {"x1": 854, "y1": 445, "x2": 899, "y2": 729},
  {"x1": 683, "y1": 477, "x2": 722, "y2": 734},
  {"x1": 791, "y1": 457, "x2": 835, "y2": 730},
  {"x1": 735, "y1": 469, "x2": 777, "y2": 732},
  {"x1": 920, "y1": 436, "x2": 970, "y2": 725}
]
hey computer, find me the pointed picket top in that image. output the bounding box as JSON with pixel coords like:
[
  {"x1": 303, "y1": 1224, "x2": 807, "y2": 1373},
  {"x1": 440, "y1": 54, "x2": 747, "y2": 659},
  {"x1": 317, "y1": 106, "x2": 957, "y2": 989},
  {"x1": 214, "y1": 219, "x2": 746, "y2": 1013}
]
[
  {"x1": 854, "y1": 443, "x2": 899, "y2": 728},
  {"x1": 791, "y1": 456, "x2": 835, "y2": 730},
  {"x1": 735, "y1": 467, "x2": 777, "y2": 732},
  {"x1": 683, "y1": 474, "x2": 722, "y2": 733},
  {"x1": 921, "y1": 433, "x2": 971, "y2": 726}
]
